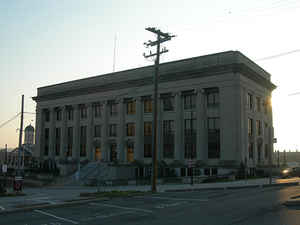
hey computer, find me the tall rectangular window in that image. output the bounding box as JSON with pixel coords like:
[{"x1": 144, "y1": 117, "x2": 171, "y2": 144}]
[
  {"x1": 110, "y1": 102, "x2": 118, "y2": 116},
  {"x1": 80, "y1": 126, "x2": 87, "y2": 157},
  {"x1": 144, "y1": 143, "x2": 152, "y2": 158},
  {"x1": 80, "y1": 105, "x2": 87, "y2": 119},
  {"x1": 94, "y1": 125, "x2": 101, "y2": 138},
  {"x1": 110, "y1": 143, "x2": 117, "y2": 161},
  {"x1": 162, "y1": 96, "x2": 174, "y2": 111},
  {"x1": 144, "y1": 122, "x2": 152, "y2": 136},
  {"x1": 126, "y1": 123, "x2": 135, "y2": 136},
  {"x1": 44, "y1": 128, "x2": 49, "y2": 156},
  {"x1": 163, "y1": 120, "x2": 175, "y2": 158},
  {"x1": 256, "y1": 120, "x2": 261, "y2": 136},
  {"x1": 208, "y1": 117, "x2": 220, "y2": 159},
  {"x1": 248, "y1": 118, "x2": 253, "y2": 136},
  {"x1": 56, "y1": 109, "x2": 62, "y2": 121},
  {"x1": 183, "y1": 94, "x2": 195, "y2": 110},
  {"x1": 127, "y1": 101, "x2": 136, "y2": 115},
  {"x1": 67, "y1": 107, "x2": 73, "y2": 121},
  {"x1": 93, "y1": 103, "x2": 102, "y2": 118},
  {"x1": 184, "y1": 119, "x2": 197, "y2": 159},
  {"x1": 144, "y1": 99, "x2": 152, "y2": 113},
  {"x1": 67, "y1": 127, "x2": 73, "y2": 157},
  {"x1": 127, "y1": 142, "x2": 134, "y2": 162},
  {"x1": 45, "y1": 110, "x2": 50, "y2": 122},
  {"x1": 264, "y1": 96, "x2": 270, "y2": 114},
  {"x1": 264, "y1": 144, "x2": 269, "y2": 159},
  {"x1": 144, "y1": 121, "x2": 152, "y2": 157},
  {"x1": 184, "y1": 119, "x2": 196, "y2": 136},
  {"x1": 257, "y1": 144, "x2": 262, "y2": 163},
  {"x1": 206, "y1": 88, "x2": 219, "y2": 106},
  {"x1": 55, "y1": 128, "x2": 61, "y2": 156},
  {"x1": 163, "y1": 120, "x2": 175, "y2": 135},
  {"x1": 247, "y1": 93, "x2": 253, "y2": 110},
  {"x1": 249, "y1": 142, "x2": 254, "y2": 159},
  {"x1": 109, "y1": 124, "x2": 117, "y2": 137},
  {"x1": 256, "y1": 97, "x2": 261, "y2": 112}
]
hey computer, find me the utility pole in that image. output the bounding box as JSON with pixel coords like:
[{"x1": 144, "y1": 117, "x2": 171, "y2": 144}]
[
  {"x1": 143, "y1": 27, "x2": 175, "y2": 192},
  {"x1": 5, "y1": 144, "x2": 7, "y2": 165},
  {"x1": 17, "y1": 95, "x2": 24, "y2": 175},
  {"x1": 277, "y1": 150, "x2": 280, "y2": 168},
  {"x1": 4, "y1": 144, "x2": 7, "y2": 189}
]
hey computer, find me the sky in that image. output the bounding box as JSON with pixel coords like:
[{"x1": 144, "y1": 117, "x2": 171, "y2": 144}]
[{"x1": 1, "y1": 0, "x2": 300, "y2": 151}]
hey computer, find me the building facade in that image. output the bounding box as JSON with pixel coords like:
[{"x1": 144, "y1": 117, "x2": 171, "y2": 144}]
[{"x1": 33, "y1": 51, "x2": 276, "y2": 174}]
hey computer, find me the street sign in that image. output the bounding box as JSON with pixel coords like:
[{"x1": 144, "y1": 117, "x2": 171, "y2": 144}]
[{"x1": 2, "y1": 164, "x2": 7, "y2": 173}]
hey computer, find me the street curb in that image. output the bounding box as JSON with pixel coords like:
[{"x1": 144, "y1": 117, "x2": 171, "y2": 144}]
[
  {"x1": 262, "y1": 182, "x2": 299, "y2": 187},
  {"x1": 165, "y1": 182, "x2": 299, "y2": 192},
  {"x1": 0, "y1": 197, "x2": 109, "y2": 215},
  {"x1": 166, "y1": 187, "x2": 226, "y2": 192},
  {"x1": 226, "y1": 185, "x2": 260, "y2": 189}
]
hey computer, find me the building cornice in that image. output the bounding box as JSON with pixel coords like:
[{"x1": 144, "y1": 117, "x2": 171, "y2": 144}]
[{"x1": 33, "y1": 52, "x2": 276, "y2": 102}]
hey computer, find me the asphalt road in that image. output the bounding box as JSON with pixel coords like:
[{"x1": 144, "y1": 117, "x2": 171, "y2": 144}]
[{"x1": 2, "y1": 185, "x2": 300, "y2": 225}]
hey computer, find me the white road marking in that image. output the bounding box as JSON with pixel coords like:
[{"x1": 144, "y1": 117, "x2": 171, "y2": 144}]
[
  {"x1": 34, "y1": 209, "x2": 79, "y2": 224},
  {"x1": 0, "y1": 206, "x2": 5, "y2": 210},
  {"x1": 90, "y1": 202, "x2": 153, "y2": 213},
  {"x1": 82, "y1": 211, "x2": 136, "y2": 221},
  {"x1": 155, "y1": 201, "x2": 188, "y2": 209},
  {"x1": 27, "y1": 197, "x2": 58, "y2": 205},
  {"x1": 150, "y1": 196, "x2": 209, "y2": 202}
]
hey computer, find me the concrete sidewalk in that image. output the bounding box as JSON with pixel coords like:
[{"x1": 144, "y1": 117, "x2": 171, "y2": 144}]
[{"x1": 0, "y1": 177, "x2": 299, "y2": 214}]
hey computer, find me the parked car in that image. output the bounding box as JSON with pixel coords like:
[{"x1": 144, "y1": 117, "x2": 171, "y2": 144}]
[{"x1": 280, "y1": 167, "x2": 300, "y2": 178}]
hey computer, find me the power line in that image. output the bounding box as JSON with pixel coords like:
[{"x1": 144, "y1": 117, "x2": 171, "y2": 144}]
[
  {"x1": 256, "y1": 49, "x2": 300, "y2": 61},
  {"x1": 288, "y1": 91, "x2": 300, "y2": 96},
  {"x1": 23, "y1": 112, "x2": 36, "y2": 115},
  {"x1": 0, "y1": 113, "x2": 20, "y2": 129}
]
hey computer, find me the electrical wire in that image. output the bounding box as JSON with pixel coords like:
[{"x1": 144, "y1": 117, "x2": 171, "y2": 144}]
[
  {"x1": 0, "y1": 113, "x2": 20, "y2": 129},
  {"x1": 256, "y1": 49, "x2": 300, "y2": 61},
  {"x1": 23, "y1": 112, "x2": 36, "y2": 115}
]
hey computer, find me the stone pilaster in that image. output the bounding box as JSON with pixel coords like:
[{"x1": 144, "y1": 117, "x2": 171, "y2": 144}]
[
  {"x1": 134, "y1": 97, "x2": 143, "y2": 161},
  {"x1": 102, "y1": 101, "x2": 108, "y2": 161},
  {"x1": 74, "y1": 105, "x2": 80, "y2": 161},
  {"x1": 253, "y1": 119, "x2": 257, "y2": 166},
  {"x1": 61, "y1": 106, "x2": 67, "y2": 160},
  {"x1": 49, "y1": 108, "x2": 56, "y2": 159},
  {"x1": 117, "y1": 99, "x2": 125, "y2": 162},
  {"x1": 243, "y1": 88, "x2": 249, "y2": 165},
  {"x1": 87, "y1": 103, "x2": 93, "y2": 161},
  {"x1": 175, "y1": 92, "x2": 183, "y2": 160},
  {"x1": 200, "y1": 90, "x2": 208, "y2": 160},
  {"x1": 196, "y1": 89, "x2": 204, "y2": 160}
]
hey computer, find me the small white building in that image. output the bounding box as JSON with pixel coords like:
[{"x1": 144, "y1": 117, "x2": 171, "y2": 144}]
[{"x1": 33, "y1": 51, "x2": 276, "y2": 176}]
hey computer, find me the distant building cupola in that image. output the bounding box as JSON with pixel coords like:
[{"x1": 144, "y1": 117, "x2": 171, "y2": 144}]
[{"x1": 24, "y1": 124, "x2": 34, "y2": 145}]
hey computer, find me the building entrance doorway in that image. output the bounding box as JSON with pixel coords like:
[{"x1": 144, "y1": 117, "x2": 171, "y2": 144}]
[{"x1": 95, "y1": 147, "x2": 101, "y2": 161}]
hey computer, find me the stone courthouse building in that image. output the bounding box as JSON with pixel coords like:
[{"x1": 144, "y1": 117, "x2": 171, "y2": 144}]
[{"x1": 33, "y1": 51, "x2": 276, "y2": 176}]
